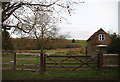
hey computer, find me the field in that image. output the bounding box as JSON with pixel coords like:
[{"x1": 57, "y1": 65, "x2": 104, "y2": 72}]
[
  {"x1": 15, "y1": 48, "x2": 86, "y2": 56},
  {"x1": 69, "y1": 40, "x2": 87, "y2": 47},
  {"x1": 2, "y1": 49, "x2": 119, "y2": 80}
]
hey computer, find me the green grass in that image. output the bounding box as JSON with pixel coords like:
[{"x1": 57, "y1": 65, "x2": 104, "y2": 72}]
[
  {"x1": 2, "y1": 70, "x2": 118, "y2": 80},
  {"x1": 78, "y1": 40, "x2": 87, "y2": 47}
]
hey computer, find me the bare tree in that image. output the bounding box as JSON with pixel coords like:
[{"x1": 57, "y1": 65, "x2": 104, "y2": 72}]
[
  {"x1": 2, "y1": 0, "x2": 84, "y2": 33},
  {"x1": 23, "y1": 6, "x2": 60, "y2": 52}
]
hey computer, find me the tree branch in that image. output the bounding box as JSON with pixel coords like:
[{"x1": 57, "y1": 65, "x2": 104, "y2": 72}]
[
  {"x1": 22, "y1": 0, "x2": 59, "y2": 7},
  {"x1": 3, "y1": 24, "x2": 29, "y2": 33}
]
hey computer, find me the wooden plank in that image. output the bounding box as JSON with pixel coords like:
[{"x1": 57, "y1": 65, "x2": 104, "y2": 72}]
[
  {"x1": 103, "y1": 70, "x2": 118, "y2": 71},
  {"x1": 73, "y1": 57, "x2": 97, "y2": 63},
  {"x1": 103, "y1": 65, "x2": 118, "y2": 67},
  {"x1": 103, "y1": 54, "x2": 118, "y2": 56},
  {"x1": 22, "y1": 69, "x2": 36, "y2": 71},
  {"x1": 16, "y1": 68, "x2": 38, "y2": 71},
  {"x1": 2, "y1": 63, "x2": 13, "y2": 65},
  {"x1": 17, "y1": 64, "x2": 39, "y2": 66},
  {"x1": 46, "y1": 63, "x2": 97, "y2": 65},
  {"x1": 46, "y1": 55, "x2": 91, "y2": 57},
  {"x1": 16, "y1": 53, "x2": 40, "y2": 56},
  {"x1": 47, "y1": 64, "x2": 97, "y2": 70},
  {"x1": 46, "y1": 66, "x2": 98, "y2": 68},
  {"x1": 46, "y1": 59, "x2": 98, "y2": 61},
  {"x1": 46, "y1": 59, "x2": 76, "y2": 61},
  {"x1": 47, "y1": 69, "x2": 97, "y2": 71},
  {"x1": 16, "y1": 58, "x2": 39, "y2": 60},
  {"x1": 2, "y1": 52, "x2": 10, "y2": 54}
]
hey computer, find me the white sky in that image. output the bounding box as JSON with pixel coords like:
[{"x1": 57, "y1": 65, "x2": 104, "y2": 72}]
[{"x1": 58, "y1": 0, "x2": 119, "y2": 40}]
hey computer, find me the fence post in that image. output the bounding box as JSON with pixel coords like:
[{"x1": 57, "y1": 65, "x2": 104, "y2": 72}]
[
  {"x1": 98, "y1": 48, "x2": 103, "y2": 71},
  {"x1": 13, "y1": 52, "x2": 16, "y2": 70},
  {"x1": 40, "y1": 52, "x2": 45, "y2": 72},
  {"x1": 44, "y1": 54, "x2": 46, "y2": 72},
  {"x1": 118, "y1": 53, "x2": 120, "y2": 81},
  {"x1": 85, "y1": 47, "x2": 87, "y2": 55}
]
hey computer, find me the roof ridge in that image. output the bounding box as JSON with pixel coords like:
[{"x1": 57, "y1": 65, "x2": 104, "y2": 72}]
[{"x1": 87, "y1": 28, "x2": 107, "y2": 41}]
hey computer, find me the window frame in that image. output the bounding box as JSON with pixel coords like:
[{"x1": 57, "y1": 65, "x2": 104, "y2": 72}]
[{"x1": 98, "y1": 34, "x2": 105, "y2": 41}]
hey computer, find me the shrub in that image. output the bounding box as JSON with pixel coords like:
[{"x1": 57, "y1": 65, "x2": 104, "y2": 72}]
[
  {"x1": 2, "y1": 30, "x2": 13, "y2": 50},
  {"x1": 107, "y1": 33, "x2": 120, "y2": 53}
]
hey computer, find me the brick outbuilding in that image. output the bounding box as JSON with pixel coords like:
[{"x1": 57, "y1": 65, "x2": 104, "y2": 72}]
[{"x1": 86, "y1": 28, "x2": 111, "y2": 55}]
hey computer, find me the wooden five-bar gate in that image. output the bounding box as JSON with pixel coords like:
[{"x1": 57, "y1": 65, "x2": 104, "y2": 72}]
[{"x1": 44, "y1": 55, "x2": 98, "y2": 71}]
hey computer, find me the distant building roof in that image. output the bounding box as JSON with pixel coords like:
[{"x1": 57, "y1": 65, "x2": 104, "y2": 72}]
[{"x1": 87, "y1": 28, "x2": 108, "y2": 42}]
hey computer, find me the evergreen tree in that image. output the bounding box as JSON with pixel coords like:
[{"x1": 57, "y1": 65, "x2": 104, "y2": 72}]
[
  {"x1": 107, "y1": 33, "x2": 120, "y2": 53},
  {"x1": 72, "y1": 39, "x2": 76, "y2": 43},
  {"x1": 2, "y1": 29, "x2": 13, "y2": 50}
]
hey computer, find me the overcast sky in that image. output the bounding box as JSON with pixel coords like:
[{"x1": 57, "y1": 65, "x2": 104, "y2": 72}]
[{"x1": 58, "y1": 0, "x2": 119, "y2": 40}]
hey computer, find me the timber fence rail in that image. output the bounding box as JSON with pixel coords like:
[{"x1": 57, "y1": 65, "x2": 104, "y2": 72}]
[
  {"x1": 2, "y1": 51, "x2": 119, "y2": 72},
  {"x1": 102, "y1": 54, "x2": 119, "y2": 71},
  {"x1": 2, "y1": 51, "x2": 40, "y2": 71}
]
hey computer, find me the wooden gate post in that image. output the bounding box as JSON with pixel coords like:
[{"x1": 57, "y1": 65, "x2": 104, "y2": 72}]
[
  {"x1": 118, "y1": 53, "x2": 120, "y2": 81},
  {"x1": 98, "y1": 48, "x2": 103, "y2": 71},
  {"x1": 13, "y1": 52, "x2": 16, "y2": 70},
  {"x1": 40, "y1": 52, "x2": 45, "y2": 72}
]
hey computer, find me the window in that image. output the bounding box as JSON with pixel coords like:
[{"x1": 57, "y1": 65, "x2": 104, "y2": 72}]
[{"x1": 98, "y1": 34, "x2": 105, "y2": 41}]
